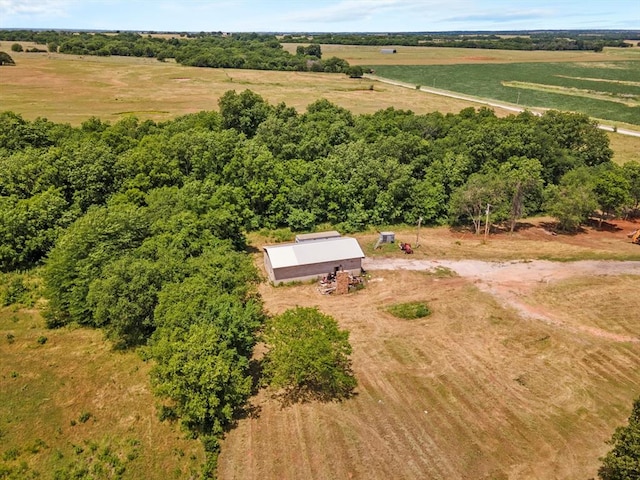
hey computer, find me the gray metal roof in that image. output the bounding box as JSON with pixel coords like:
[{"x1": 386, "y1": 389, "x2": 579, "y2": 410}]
[
  {"x1": 295, "y1": 231, "x2": 341, "y2": 243},
  {"x1": 264, "y1": 237, "x2": 365, "y2": 269}
]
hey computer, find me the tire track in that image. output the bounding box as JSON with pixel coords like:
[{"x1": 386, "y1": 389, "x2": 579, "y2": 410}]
[{"x1": 363, "y1": 258, "x2": 640, "y2": 343}]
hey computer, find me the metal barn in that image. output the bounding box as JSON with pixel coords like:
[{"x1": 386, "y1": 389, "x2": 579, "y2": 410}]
[
  {"x1": 294, "y1": 230, "x2": 341, "y2": 243},
  {"x1": 263, "y1": 237, "x2": 365, "y2": 285}
]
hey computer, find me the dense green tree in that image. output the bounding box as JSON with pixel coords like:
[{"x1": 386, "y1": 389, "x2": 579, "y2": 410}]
[
  {"x1": 544, "y1": 183, "x2": 598, "y2": 232},
  {"x1": 0, "y1": 51, "x2": 16, "y2": 65},
  {"x1": 499, "y1": 156, "x2": 544, "y2": 232},
  {"x1": 449, "y1": 172, "x2": 503, "y2": 234},
  {"x1": 622, "y1": 161, "x2": 640, "y2": 215},
  {"x1": 87, "y1": 255, "x2": 162, "y2": 348},
  {"x1": 149, "y1": 320, "x2": 254, "y2": 436},
  {"x1": 598, "y1": 397, "x2": 640, "y2": 480},
  {"x1": 346, "y1": 65, "x2": 364, "y2": 78},
  {"x1": 218, "y1": 89, "x2": 272, "y2": 138},
  {"x1": 593, "y1": 167, "x2": 631, "y2": 227},
  {"x1": 263, "y1": 307, "x2": 356, "y2": 402},
  {"x1": 0, "y1": 188, "x2": 68, "y2": 271},
  {"x1": 43, "y1": 203, "x2": 148, "y2": 327}
]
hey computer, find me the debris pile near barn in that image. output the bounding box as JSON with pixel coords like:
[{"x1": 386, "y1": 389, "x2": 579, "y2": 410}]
[{"x1": 318, "y1": 271, "x2": 364, "y2": 295}]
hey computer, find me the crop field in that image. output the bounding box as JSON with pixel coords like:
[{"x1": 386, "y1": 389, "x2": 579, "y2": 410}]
[{"x1": 368, "y1": 61, "x2": 640, "y2": 126}]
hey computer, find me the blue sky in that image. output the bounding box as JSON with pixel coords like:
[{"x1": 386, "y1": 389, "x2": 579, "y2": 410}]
[{"x1": 1, "y1": 0, "x2": 638, "y2": 32}]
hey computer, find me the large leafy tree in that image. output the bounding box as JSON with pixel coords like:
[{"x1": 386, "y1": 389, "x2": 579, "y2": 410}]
[
  {"x1": 499, "y1": 156, "x2": 544, "y2": 233},
  {"x1": 218, "y1": 89, "x2": 272, "y2": 138},
  {"x1": 594, "y1": 167, "x2": 631, "y2": 227},
  {"x1": 622, "y1": 161, "x2": 640, "y2": 215},
  {"x1": 449, "y1": 172, "x2": 503, "y2": 234},
  {"x1": 263, "y1": 307, "x2": 356, "y2": 402},
  {"x1": 599, "y1": 397, "x2": 640, "y2": 480},
  {"x1": 43, "y1": 203, "x2": 148, "y2": 326},
  {"x1": 0, "y1": 51, "x2": 15, "y2": 65}
]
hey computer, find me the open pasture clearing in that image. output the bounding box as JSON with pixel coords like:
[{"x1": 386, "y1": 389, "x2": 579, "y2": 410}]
[
  {"x1": 282, "y1": 43, "x2": 640, "y2": 66},
  {"x1": 219, "y1": 263, "x2": 640, "y2": 479},
  {"x1": 368, "y1": 61, "x2": 640, "y2": 126},
  {"x1": 0, "y1": 42, "x2": 514, "y2": 126},
  {"x1": 607, "y1": 131, "x2": 640, "y2": 164},
  {"x1": 0, "y1": 308, "x2": 203, "y2": 478},
  {"x1": 224, "y1": 219, "x2": 640, "y2": 479}
]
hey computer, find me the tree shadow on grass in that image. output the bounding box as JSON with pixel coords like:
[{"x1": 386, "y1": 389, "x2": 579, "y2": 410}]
[
  {"x1": 539, "y1": 221, "x2": 587, "y2": 236},
  {"x1": 589, "y1": 219, "x2": 624, "y2": 232},
  {"x1": 271, "y1": 385, "x2": 358, "y2": 409}
]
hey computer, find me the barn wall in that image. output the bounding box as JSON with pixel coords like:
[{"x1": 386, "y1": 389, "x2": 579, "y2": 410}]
[
  {"x1": 264, "y1": 253, "x2": 276, "y2": 282},
  {"x1": 271, "y1": 258, "x2": 362, "y2": 285}
]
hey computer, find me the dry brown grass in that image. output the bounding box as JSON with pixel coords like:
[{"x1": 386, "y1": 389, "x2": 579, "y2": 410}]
[
  {"x1": 221, "y1": 218, "x2": 640, "y2": 478},
  {"x1": 0, "y1": 42, "x2": 512, "y2": 126},
  {"x1": 0, "y1": 308, "x2": 203, "y2": 478},
  {"x1": 608, "y1": 131, "x2": 640, "y2": 165},
  {"x1": 282, "y1": 43, "x2": 640, "y2": 66},
  {"x1": 529, "y1": 275, "x2": 640, "y2": 337},
  {"x1": 219, "y1": 265, "x2": 640, "y2": 479},
  {"x1": 251, "y1": 217, "x2": 638, "y2": 263}
]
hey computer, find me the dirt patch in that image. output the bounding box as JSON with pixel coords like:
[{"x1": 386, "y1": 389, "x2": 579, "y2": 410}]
[
  {"x1": 463, "y1": 56, "x2": 498, "y2": 61},
  {"x1": 363, "y1": 257, "x2": 640, "y2": 342}
]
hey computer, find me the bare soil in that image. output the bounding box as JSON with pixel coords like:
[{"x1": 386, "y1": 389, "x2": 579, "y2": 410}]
[{"x1": 219, "y1": 219, "x2": 640, "y2": 480}]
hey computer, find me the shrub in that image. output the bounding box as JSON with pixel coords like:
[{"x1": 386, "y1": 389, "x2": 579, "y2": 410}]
[
  {"x1": 3, "y1": 447, "x2": 19, "y2": 461},
  {"x1": 387, "y1": 301, "x2": 432, "y2": 319},
  {"x1": 262, "y1": 307, "x2": 356, "y2": 402},
  {"x1": 37, "y1": 335, "x2": 48, "y2": 345},
  {"x1": 78, "y1": 412, "x2": 92, "y2": 423},
  {"x1": 598, "y1": 397, "x2": 640, "y2": 479}
]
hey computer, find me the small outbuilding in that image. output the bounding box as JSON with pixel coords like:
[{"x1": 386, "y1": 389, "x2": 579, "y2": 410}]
[
  {"x1": 379, "y1": 231, "x2": 395, "y2": 243},
  {"x1": 295, "y1": 230, "x2": 341, "y2": 243},
  {"x1": 263, "y1": 237, "x2": 365, "y2": 285}
]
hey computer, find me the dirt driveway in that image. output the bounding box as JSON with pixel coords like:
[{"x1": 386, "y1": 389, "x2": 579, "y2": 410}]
[{"x1": 363, "y1": 257, "x2": 640, "y2": 342}]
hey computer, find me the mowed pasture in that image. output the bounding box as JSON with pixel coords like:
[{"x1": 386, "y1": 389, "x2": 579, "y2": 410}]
[
  {"x1": 219, "y1": 220, "x2": 640, "y2": 479},
  {"x1": 219, "y1": 269, "x2": 640, "y2": 479}
]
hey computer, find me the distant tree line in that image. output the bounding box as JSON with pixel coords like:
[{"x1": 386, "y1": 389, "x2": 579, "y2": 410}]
[
  {"x1": 282, "y1": 31, "x2": 636, "y2": 52},
  {"x1": 0, "y1": 30, "x2": 354, "y2": 73}
]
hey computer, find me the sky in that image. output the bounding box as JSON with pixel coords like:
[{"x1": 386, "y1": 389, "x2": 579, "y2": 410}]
[{"x1": 0, "y1": 0, "x2": 638, "y2": 32}]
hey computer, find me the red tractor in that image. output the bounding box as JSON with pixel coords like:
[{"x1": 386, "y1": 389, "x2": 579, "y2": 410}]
[{"x1": 399, "y1": 242, "x2": 413, "y2": 254}]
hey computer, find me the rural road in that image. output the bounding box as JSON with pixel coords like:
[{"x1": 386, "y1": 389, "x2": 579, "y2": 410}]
[
  {"x1": 366, "y1": 74, "x2": 640, "y2": 138},
  {"x1": 363, "y1": 257, "x2": 640, "y2": 342}
]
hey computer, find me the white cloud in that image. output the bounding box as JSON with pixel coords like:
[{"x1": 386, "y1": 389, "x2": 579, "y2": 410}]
[
  {"x1": 0, "y1": 0, "x2": 73, "y2": 16},
  {"x1": 283, "y1": 0, "x2": 410, "y2": 24}
]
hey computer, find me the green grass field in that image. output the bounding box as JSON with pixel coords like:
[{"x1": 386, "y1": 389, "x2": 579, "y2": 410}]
[
  {"x1": 369, "y1": 61, "x2": 640, "y2": 125},
  {"x1": 0, "y1": 307, "x2": 204, "y2": 479}
]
